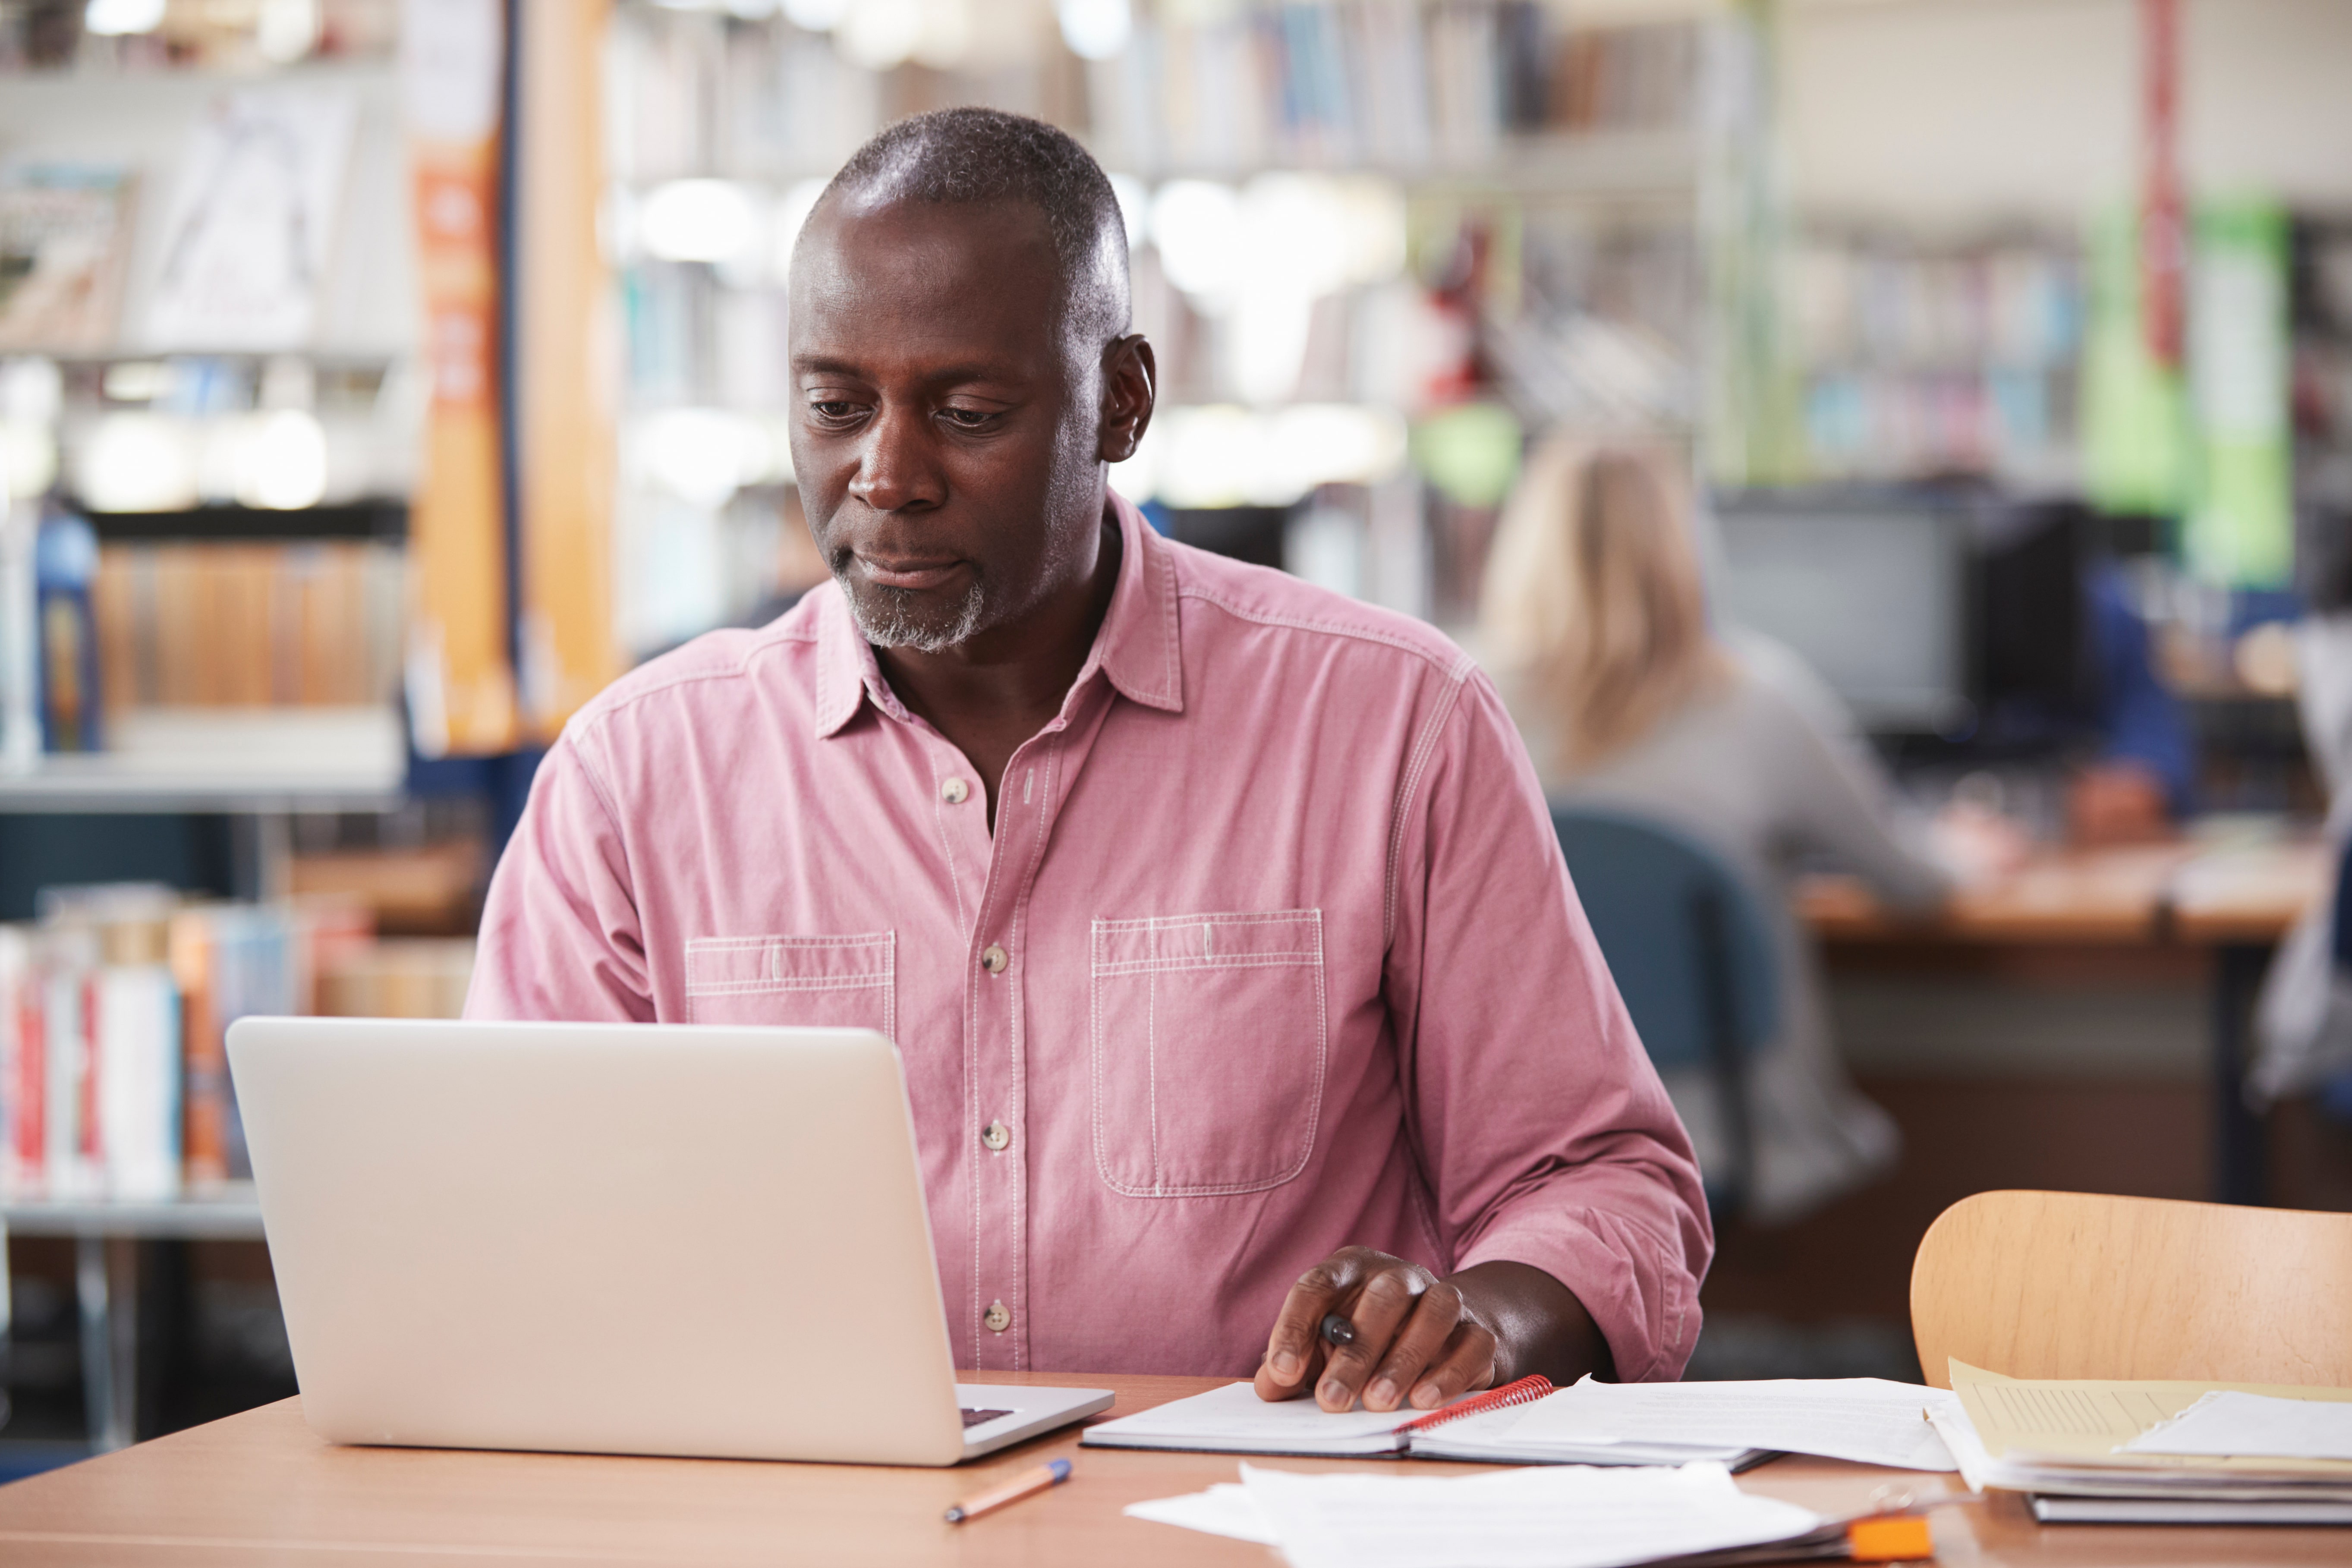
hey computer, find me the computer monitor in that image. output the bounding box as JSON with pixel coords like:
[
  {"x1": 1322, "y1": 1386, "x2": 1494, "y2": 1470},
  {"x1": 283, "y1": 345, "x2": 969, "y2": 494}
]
[{"x1": 1710, "y1": 494, "x2": 1971, "y2": 734}]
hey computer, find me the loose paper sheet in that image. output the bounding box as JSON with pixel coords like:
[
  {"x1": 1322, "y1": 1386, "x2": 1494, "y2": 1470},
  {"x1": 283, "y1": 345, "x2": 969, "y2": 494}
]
[
  {"x1": 1231, "y1": 1460, "x2": 1820, "y2": 1568},
  {"x1": 2122, "y1": 1390, "x2": 2352, "y2": 1461},
  {"x1": 1124, "y1": 1482, "x2": 1279, "y2": 1544},
  {"x1": 1430, "y1": 1376, "x2": 1959, "y2": 1471}
]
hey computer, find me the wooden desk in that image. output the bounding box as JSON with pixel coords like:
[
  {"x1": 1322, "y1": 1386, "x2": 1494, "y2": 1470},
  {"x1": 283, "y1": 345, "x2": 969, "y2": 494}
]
[
  {"x1": 1795, "y1": 837, "x2": 2331, "y2": 1206},
  {"x1": 0, "y1": 1372, "x2": 2343, "y2": 1566},
  {"x1": 1795, "y1": 846, "x2": 2195, "y2": 946},
  {"x1": 1793, "y1": 839, "x2": 2328, "y2": 948}
]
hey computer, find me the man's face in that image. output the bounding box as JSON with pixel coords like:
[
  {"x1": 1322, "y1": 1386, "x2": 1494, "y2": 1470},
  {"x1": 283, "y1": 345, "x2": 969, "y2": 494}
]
[{"x1": 787, "y1": 196, "x2": 1105, "y2": 654}]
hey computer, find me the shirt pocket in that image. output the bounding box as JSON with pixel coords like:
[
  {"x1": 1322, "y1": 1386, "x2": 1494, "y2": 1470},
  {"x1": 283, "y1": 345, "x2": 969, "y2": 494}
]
[
  {"x1": 1089, "y1": 909, "x2": 1327, "y2": 1196},
  {"x1": 682, "y1": 932, "x2": 895, "y2": 1039}
]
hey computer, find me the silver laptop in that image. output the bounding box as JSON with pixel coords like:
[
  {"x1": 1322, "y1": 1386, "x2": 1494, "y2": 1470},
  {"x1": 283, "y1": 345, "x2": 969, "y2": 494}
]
[{"x1": 227, "y1": 1017, "x2": 1111, "y2": 1465}]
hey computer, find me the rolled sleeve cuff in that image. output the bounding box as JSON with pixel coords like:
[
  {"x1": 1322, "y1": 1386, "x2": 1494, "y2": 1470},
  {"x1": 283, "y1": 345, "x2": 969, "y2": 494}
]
[{"x1": 1454, "y1": 1205, "x2": 1703, "y2": 1383}]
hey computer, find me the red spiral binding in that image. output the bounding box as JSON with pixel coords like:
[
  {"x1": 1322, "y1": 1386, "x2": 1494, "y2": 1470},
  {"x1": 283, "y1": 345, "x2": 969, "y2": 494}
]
[{"x1": 1391, "y1": 1373, "x2": 1557, "y2": 1436}]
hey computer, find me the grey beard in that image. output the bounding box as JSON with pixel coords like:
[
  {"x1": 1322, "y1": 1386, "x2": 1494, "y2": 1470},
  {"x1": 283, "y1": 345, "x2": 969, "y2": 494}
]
[{"x1": 838, "y1": 574, "x2": 990, "y2": 654}]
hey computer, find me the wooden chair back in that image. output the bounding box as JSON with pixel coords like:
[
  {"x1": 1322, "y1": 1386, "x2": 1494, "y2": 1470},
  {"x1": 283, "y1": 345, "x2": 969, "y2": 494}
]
[{"x1": 1910, "y1": 1189, "x2": 2352, "y2": 1389}]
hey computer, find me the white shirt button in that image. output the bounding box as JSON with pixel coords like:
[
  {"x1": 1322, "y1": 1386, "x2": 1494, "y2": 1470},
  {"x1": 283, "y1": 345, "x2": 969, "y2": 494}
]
[
  {"x1": 984, "y1": 1300, "x2": 1011, "y2": 1333},
  {"x1": 940, "y1": 777, "x2": 970, "y2": 804},
  {"x1": 982, "y1": 1121, "x2": 1011, "y2": 1152},
  {"x1": 981, "y1": 944, "x2": 1008, "y2": 974}
]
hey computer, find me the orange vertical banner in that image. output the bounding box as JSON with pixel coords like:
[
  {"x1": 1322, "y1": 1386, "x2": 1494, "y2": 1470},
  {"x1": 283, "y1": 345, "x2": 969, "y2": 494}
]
[
  {"x1": 516, "y1": 0, "x2": 621, "y2": 739},
  {"x1": 401, "y1": 0, "x2": 517, "y2": 757}
]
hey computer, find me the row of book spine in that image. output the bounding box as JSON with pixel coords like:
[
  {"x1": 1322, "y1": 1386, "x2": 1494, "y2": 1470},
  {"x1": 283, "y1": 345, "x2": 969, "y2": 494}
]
[
  {"x1": 0, "y1": 894, "x2": 472, "y2": 1202},
  {"x1": 91, "y1": 538, "x2": 407, "y2": 713},
  {"x1": 1092, "y1": 4, "x2": 1695, "y2": 176},
  {"x1": 1802, "y1": 366, "x2": 2077, "y2": 485},
  {"x1": 609, "y1": 3, "x2": 1701, "y2": 186},
  {"x1": 1791, "y1": 241, "x2": 2084, "y2": 374}
]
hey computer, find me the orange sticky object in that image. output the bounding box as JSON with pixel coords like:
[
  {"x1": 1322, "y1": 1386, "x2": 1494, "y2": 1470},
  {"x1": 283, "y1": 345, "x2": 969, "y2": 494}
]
[{"x1": 1848, "y1": 1516, "x2": 1935, "y2": 1562}]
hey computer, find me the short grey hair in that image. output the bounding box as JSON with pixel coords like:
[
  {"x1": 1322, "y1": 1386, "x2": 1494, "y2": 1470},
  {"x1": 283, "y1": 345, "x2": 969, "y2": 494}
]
[{"x1": 820, "y1": 106, "x2": 1131, "y2": 352}]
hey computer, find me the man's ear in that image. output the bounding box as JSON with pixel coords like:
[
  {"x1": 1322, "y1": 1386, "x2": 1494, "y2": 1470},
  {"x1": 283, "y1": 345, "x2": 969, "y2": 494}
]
[{"x1": 1097, "y1": 334, "x2": 1157, "y2": 464}]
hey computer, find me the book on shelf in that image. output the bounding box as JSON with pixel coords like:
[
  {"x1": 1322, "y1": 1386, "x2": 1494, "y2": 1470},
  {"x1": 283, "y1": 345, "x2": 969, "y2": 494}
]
[
  {"x1": 1550, "y1": 20, "x2": 1699, "y2": 133},
  {"x1": 0, "y1": 887, "x2": 474, "y2": 1203},
  {"x1": 35, "y1": 509, "x2": 102, "y2": 753},
  {"x1": 0, "y1": 163, "x2": 137, "y2": 352}
]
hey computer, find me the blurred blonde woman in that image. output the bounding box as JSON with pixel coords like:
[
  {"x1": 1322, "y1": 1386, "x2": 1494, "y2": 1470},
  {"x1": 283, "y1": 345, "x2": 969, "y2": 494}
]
[{"x1": 1482, "y1": 438, "x2": 1950, "y2": 1225}]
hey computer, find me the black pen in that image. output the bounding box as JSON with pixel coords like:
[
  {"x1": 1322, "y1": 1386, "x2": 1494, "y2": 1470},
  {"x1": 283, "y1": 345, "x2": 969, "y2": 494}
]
[{"x1": 1319, "y1": 1311, "x2": 1355, "y2": 1348}]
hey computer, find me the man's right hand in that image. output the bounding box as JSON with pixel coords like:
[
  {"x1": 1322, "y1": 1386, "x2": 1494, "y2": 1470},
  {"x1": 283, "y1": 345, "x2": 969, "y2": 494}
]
[{"x1": 1253, "y1": 1246, "x2": 1501, "y2": 1413}]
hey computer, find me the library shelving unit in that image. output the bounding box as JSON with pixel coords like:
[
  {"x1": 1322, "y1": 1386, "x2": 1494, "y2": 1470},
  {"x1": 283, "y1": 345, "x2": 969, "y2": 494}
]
[
  {"x1": 0, "y1": 16, "x2": 427, "y2": 1464},
  {"x1": 1, "y1": 1185, "x2": 265, "y2": 1454},
  {"x1": 0, "y1": 45, "x2": 421, "y2": 831}
]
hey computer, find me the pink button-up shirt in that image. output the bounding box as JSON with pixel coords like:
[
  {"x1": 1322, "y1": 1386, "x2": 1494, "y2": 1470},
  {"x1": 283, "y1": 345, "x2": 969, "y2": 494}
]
[{"x1": 468, "y1": 494, "x2": 1709, "y2": 1380}]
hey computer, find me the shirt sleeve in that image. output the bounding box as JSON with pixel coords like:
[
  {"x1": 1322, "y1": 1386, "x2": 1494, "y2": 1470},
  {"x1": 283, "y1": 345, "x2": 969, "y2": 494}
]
[
  {"x1": 1385, "y1": 669, "x2": 1713, "y2": 1382},
  {"x1": 464, "y1": 723, "x2": 656, "y2": 1023}
]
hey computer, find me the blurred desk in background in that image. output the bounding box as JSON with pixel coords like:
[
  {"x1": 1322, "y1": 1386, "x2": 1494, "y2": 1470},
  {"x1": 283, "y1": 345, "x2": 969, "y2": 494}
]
[
  {"x1": 2, "y1": 1372, "x2": 2346, "y2": 1566},
  {"x1": 1796, "y1": 837, "x2": 2332, "y2": 1206}
]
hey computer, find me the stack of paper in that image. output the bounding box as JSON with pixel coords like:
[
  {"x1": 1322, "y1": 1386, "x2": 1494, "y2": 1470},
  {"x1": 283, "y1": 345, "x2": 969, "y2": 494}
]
[
  {"x1": 1127, "y1": 1461, "x2": 1837, "y2": 1568},
  {"x1": 1931, "y1": 1360, "x2": 2352, "y2": 1524}
]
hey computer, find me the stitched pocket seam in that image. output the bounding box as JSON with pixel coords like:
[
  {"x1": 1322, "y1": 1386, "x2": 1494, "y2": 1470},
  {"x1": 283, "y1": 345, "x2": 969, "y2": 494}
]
[
  {"x1": 1089, "y1": 909, "x2": 1326, "y2": 1198},
  {"x1": 682, "y1": 933, "x2": 894, "y2": 1036},
  {"x1": 1093, "y1": 952, "x2": 1319, "y2": 976}
]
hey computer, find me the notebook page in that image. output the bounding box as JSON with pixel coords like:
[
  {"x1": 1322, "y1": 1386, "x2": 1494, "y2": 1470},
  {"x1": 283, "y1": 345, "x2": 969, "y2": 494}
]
[
  {"x1": 1080, "y1": 1379, "x2": 1409, "y2": 1455},
  {"x1": 1427, "y1": 1377, "x2": 1960, "y2": 1471},
  {"x1": 1237, "y1": 1460, "x2": 1821, "y2": 1568}
]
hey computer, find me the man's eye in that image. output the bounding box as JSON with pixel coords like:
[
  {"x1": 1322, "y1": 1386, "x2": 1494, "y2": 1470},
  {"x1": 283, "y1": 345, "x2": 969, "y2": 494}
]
[
  {"x1": 810, "y1": 401, "x2": 860, "y2": 421},
  {"x1": 941, "y1": 408, "x2": 997, "y2": 429}
]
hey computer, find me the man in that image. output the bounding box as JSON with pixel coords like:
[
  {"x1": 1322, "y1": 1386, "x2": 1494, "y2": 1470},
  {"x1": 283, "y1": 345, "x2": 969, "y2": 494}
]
[{"x1": 470, "y1": 108, "x2": 1708, "y2": 1411}]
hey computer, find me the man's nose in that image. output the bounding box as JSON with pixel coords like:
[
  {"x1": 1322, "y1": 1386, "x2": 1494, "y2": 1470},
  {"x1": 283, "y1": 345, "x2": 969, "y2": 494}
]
[{"x1": 845, "y1": 405, "x2": 944, "y2": 513}]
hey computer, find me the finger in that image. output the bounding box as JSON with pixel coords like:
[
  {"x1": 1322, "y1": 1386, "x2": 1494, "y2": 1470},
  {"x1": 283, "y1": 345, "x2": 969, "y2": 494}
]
[
  {"x1": 1260, "y1": 1252, "x2": 1370, "y2": 1394},
  {"x1": 1361, "y1": 1281, "x2": 1465, "y2": 1413},
  {"x1": 1407, "y1": 1321, "x2": 1499, "y2": 1410},
  {"x1": 1253, "y1": 1340, "x2": 1329, "y2": 1401},
  {"x1": 1317, "y1": 1264, "x2": 1425, "y2": 1412}
]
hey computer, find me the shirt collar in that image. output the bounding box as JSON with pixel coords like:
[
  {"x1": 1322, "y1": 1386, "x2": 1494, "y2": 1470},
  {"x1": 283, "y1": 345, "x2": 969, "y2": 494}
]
[{"x1": 812, "y1": 490, "x2": 1184, "y2": 739}]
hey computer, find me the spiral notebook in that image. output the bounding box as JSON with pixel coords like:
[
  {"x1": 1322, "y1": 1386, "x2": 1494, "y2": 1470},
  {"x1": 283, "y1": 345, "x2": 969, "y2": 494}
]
[{"x1": 1081, "y1": 1375, "x2": 1773, "y2": 1469}]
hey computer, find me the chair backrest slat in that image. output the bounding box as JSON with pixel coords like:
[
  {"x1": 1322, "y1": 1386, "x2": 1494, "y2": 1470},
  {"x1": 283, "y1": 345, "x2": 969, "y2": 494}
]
[{"x1": 1910, "y1": 1189, "x2": 2352, "y2": 1389}]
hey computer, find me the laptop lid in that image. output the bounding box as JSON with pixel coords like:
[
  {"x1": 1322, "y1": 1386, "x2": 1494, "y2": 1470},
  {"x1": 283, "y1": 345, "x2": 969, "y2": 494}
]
[{"x1": 228, "y1": 1018, "x2": 970, "y2": 1465}]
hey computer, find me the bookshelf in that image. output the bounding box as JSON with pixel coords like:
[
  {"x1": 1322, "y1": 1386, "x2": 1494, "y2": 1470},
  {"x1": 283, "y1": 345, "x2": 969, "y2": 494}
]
[
  {"x1": 0, "y1": 9, "x2": 444, "y2": 1455},
  {"x1": 595, "y1": 0, "x2": 1732, "y2": 645},
  {"x1": 0, "y1": 38, "x2": 425, "y2": 797},
  {"x1": 1785, "y1": 227, "x2": 2084, "y2": 490}
]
